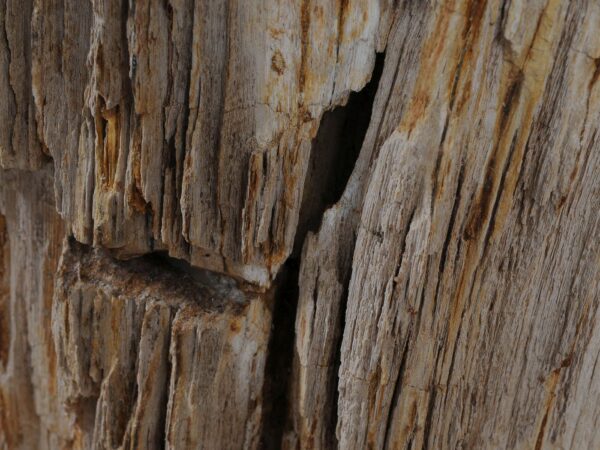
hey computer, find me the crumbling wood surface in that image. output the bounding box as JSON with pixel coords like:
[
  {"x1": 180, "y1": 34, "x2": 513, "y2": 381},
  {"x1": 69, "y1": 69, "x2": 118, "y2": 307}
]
[{"x1": 0, "y1": 1, "x2": 599, "y2": 449}]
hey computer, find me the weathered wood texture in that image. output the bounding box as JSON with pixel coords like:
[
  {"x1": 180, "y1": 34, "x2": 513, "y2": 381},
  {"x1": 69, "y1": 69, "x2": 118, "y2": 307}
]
[
  {"x1": 1, "y1": 0, "x2": 600, "y2": 449},
  {"x1": 0, "y1": 169, "x2": 65, "y2": 449},
  {"x1": 3, "y1": 0, "x2": 394, "y2": 286},
  {"x1": 54, "y1": 240, "x2": 271, "y2": 450},
  {"x1": 286, "y1": 1, "x2": 600, "y2": 449},
  {"x1": 0, "y1": 170, "x2": 271, "y2": 450}
]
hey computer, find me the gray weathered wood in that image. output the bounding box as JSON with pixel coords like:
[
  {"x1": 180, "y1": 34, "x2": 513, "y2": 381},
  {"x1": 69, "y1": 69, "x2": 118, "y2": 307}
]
[{"x1": 1, "y1": 1, "x2": 599, "y2": 449}]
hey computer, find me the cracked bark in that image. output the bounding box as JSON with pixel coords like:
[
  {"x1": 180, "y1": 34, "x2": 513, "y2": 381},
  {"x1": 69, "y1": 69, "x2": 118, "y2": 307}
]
[{"x1": 1, "y1": 1, "x2": 600, "y2": 449}]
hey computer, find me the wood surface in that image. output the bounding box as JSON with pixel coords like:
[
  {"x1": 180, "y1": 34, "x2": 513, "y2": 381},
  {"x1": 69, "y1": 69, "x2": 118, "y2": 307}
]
[{"x1": 0, "y1": 1, "x2": 599, "y2": 449}]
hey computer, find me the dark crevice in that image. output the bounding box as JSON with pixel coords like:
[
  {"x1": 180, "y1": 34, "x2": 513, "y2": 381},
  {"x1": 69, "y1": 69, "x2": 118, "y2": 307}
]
[
  {"x1": 87, "y1": 239, "x2": 247, "y2": 308},
  {"x1": 440, "y1": 161, "x2": 465, "y2": 274},
  {"x1": 268, "y1": 51, "x2": 386, "y2": 446},
  {"x1": 132, "y1": 249, "x2": 246, "y2": 302},
  {"x1": 293, "y1": 52, "x2": 385, "y2": 255},
  {"x1": 482, "y1": 132, "x2": 519, "y2": 256},
  {"x1": 260, "y1": 258, "x2": 300, "y2": 450},
  {"x1": 433, "y1": 162, "x2": 465, "y2": 318}
]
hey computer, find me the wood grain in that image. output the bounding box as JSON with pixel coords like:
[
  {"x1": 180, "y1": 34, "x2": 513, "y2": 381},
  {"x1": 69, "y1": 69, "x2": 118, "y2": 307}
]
[{"x1": 0, "y1": 0, "x2": 599, "y2": 449}]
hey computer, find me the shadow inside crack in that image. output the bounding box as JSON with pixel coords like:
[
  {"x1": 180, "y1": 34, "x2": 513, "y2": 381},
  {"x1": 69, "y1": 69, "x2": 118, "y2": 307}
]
[{"x1": 294, "y1": 52, "x2": 385, "y2": 255}]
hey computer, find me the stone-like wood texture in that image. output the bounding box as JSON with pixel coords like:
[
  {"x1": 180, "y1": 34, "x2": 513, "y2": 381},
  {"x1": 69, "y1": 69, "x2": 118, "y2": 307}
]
[
  {"x1": 1, "y1": 0, "x2": 599, "y2": 449},
  {"x1": 2, "y1": 0, "x2": 395, "y2": 286},
  {"x1": 0, "y1": 169, "x2": 272, "y2": 450},
  {"x1": 287, "y1": 0, "x2": 600, "y2": 448},
  {"x1": 53, "y1": 240, "x2": 271, "y2": 450},
  {"x1": 0, "y1": 169, "x2": 66, "y2": 450}
]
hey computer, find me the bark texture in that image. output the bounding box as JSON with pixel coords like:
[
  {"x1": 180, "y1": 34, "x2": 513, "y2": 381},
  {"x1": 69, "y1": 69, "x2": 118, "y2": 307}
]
[{"x1": 1, "y1": 0, "x2": 599, "y2": 449}]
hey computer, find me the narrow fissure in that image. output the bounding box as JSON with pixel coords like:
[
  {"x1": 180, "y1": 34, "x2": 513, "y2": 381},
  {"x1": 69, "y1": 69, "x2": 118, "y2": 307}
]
[
  {"x1": 125, "y1": 249, "x2": 246, "y2": 304},
  {"x1": 260, "y1": 258, "x2": 300, "y2": 450},
  {"x1": 294, "y1": 52, "x2": 385, "y2": 254},
  {"x1": 328, "y1": 52, "x2": 387, "y2": 444},
  {"x1": 259, "y1": 51, "x2": 386, "y2": 448}
]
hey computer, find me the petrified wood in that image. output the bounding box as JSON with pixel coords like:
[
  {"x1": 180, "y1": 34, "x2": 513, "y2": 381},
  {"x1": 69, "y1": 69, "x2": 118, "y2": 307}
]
[{"x1": 1, "y1": 1, "x2": 599, "y2": 449}]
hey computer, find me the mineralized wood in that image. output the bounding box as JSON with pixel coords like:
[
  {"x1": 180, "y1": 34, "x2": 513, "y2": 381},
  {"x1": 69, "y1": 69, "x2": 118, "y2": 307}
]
[
  {"x1": 1, "y1": 0, "x2": 600, "y2": 449},
  {"x1": 334, "y1": 2, "x2": 600, "y2": 449},
  {"x1": 289, "y1": 1, "x2": 600, "y2": 449},
  {"x1": 53, "y1": 240, "x2": 271, "y2": 450},
  {"x1": 0, "y1": 169, "x2": 66, "y2": 450},
  {"x1": 13, "y1": 0, "x2": 395, "y2": 286}
]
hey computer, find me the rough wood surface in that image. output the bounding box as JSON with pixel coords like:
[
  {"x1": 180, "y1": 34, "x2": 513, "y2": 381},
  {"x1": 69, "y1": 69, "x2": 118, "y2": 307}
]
[
  {"x1": 1, "y1": 0, "x2": 599, "y2": 449},
  {"x1": 53, "y1": 240, "x2": 271, "y2": 450},
  {"x1": 6, "y1": 0, "x2": 395, "y2": 286},
  {"x1": 0, "y1": 169, "x2": 66, "y2": 449}
]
